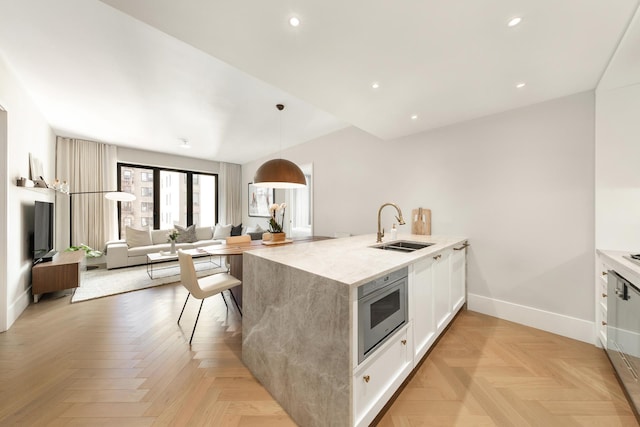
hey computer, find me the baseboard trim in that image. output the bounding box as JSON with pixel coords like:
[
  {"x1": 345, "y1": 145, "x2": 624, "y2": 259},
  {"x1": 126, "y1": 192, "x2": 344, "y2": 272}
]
[
  {"x1": 467, "y1": 293, "x2": 596, "y2": 344},
  {"x1": 7, "y1": 286, "x2": 31, "y2": 330}
]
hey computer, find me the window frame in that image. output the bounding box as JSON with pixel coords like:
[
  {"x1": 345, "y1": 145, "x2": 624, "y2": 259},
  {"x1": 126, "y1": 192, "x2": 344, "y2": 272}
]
[{"x1": 117, "y1": 162, "x2": 218, "y2": 236}]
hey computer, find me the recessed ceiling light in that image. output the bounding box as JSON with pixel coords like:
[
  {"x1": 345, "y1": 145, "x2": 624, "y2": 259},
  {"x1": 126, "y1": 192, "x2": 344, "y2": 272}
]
[
  {"x1": 508, "y1": 17, "x2": 522, "y2": 27},
  {"x1": 516, "y1": 82, "x2": 526, "y2": 89},
  {"x1": 411, "y1": 114, "x2": 418, "y2": 120},
  {"x1": 371, "y1": 82, "x2": 380, "y2": 89},
  {"x1": 289, "y1": 16, "x2": 300, "y2": 27}
]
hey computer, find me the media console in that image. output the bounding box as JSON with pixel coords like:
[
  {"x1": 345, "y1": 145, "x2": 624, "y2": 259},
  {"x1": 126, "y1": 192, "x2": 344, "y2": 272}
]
[{"x1": 32, "y1": 251, "x2": 84, "y2": 303}]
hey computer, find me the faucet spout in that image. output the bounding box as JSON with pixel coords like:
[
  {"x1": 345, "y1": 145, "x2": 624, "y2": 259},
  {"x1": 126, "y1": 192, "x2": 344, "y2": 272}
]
[{"x1": 377, "y1": 203, "x2": 405, "y2": 243}]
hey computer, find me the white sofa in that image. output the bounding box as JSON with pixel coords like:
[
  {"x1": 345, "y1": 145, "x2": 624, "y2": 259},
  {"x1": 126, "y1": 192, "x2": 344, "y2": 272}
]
[{"x1": 105, "y1": 226, "x2": 224, "y2": 269}]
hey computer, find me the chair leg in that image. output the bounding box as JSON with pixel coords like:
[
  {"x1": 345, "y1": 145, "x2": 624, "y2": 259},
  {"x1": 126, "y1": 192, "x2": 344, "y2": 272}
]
[
  {"x1": 178, "y1": 293, "x2": 190, "y2": 324},
  {"x1": 220, "y1": 291, "x2": 229, "y2": 309},
  {"x1": 229, "y1": 289, "x2": 242, "y2": 317},
  {"x1": 189, "y1": 299, "x2": 205, "y2": 345}
]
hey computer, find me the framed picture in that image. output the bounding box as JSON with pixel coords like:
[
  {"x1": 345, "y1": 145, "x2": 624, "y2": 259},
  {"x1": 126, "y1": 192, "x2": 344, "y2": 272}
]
[
  {"x1": 248, "y1": 183, "x2": 274, "y2": 217},
  {"x1": 29, "y1": 153, "x2": 44, "y2": 181}
]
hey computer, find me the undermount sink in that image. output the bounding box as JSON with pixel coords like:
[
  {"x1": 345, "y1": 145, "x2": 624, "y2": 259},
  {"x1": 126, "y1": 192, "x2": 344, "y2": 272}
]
[{"x1": 372, "y1": 240, "x2": 434, "y2": 253}]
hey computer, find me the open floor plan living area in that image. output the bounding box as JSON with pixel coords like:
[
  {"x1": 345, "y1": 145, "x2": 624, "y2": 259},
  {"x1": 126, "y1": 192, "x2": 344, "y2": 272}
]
[{"x1": 2, "y1": 1, "x2": 640, "y2": 425}]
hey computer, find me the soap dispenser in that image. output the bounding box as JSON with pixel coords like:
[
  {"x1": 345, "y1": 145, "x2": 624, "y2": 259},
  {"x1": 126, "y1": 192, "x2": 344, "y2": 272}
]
[{"x1": 390, "y1": 223, "x2": 398, "y2": 241}]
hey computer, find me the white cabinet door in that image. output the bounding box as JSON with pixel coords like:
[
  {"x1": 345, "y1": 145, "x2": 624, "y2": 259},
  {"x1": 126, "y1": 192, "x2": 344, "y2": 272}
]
[
  {"x1": 411, "y1": 257, "x2": 436, "y2": 362},
  {"x1": 450, "y1": 243, "x2": 467, "y2": 312},
  {"x1": 353, "y1": 324, "x2": 412, "y2": 427},
  {"x1": 433, "y1": 251, "x2": 452, "y2": 331}
]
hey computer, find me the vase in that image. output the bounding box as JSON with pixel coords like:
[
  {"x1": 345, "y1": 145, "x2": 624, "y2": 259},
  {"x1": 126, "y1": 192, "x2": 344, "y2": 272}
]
[
  {"x1": 170, "y1": 240, "x2": 176, "y2": 254},
  {"x1": 271, "y1": 232, "x2": 286, "y2": 242}
]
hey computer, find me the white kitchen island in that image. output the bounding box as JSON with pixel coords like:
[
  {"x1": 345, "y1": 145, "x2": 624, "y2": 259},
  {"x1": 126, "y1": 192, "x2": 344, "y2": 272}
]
[{"x1": 242, "y1": 234, "x2": 468, "y2": 427}]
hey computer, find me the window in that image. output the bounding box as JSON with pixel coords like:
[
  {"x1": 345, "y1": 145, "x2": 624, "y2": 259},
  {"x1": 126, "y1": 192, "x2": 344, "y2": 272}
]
[
  {"x1": 160, "y1": 170, "x2": 185, "y2": 229},
  {"x1": 118, "y1": 163, "x2": 217, "y2": 236},
  {"x1": 193, "y1": 174, "x2": 216, "y2": 227}
]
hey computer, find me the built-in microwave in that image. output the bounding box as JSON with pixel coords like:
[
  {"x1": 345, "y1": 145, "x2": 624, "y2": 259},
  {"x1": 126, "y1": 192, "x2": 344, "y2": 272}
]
[{"x1": 357, "y1": 267, "x2": 408, "y2": 363}]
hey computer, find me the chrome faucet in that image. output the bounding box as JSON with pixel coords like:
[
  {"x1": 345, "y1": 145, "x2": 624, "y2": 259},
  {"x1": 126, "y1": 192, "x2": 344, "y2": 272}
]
[{"x1": 377, "y1": 203, "x2": 405, "y2": 243}]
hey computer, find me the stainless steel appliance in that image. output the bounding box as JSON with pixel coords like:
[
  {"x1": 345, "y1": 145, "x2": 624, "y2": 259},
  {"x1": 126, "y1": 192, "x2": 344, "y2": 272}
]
[
  {"x1": 358, "y1": 267, "x2": 408, "y2": 363},
  {"x1": 606, "y1": 270, "x2": 640, "y2": 415}
]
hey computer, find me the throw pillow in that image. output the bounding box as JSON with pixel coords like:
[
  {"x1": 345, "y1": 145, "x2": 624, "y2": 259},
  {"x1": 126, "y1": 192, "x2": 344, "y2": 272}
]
[
  {"x1": 126, "y1": 226, "x2": 152, "y2": 248},
  {"x1": 175, "y1": 224, "x2": 197, "y2": 243},
  {"x1": 213, "y1": 223, "x2": 232, "y2": 239},
  {"x1": 231, "y1": 223, "x2": 243, "y2": 236}
]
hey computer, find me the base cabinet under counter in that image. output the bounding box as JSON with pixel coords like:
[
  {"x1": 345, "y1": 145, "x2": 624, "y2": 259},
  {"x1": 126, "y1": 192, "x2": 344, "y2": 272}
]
[
  {"x1": 353, "y1": 323, "x2": 413, "y2": 427},
  {"x1": 242, "y1": 235, "x2": 468, "y2": 427}
]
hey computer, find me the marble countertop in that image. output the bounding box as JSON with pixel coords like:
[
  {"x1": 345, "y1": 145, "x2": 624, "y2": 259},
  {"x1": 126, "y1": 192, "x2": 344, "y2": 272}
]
[
  {"x1": 246, "y1": 233, "x2": 468, "y2": 287},
  {"x1": 597, "y1": 249, "x2": 640, "y2": 285}
]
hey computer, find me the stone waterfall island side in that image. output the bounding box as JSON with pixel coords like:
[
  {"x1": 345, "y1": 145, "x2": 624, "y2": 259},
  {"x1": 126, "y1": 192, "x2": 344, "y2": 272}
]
[{"x1": 241, "y1": 234, "x2": 467, "y2": 427}]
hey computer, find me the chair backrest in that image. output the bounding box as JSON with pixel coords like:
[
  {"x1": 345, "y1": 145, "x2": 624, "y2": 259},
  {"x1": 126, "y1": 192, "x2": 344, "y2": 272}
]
[
  {"x1": 226, "y1": 235, "x2": 251, "y2": 245},
  {"x1": 178, "y1": 250, "x2": 206, "y2": 299}
]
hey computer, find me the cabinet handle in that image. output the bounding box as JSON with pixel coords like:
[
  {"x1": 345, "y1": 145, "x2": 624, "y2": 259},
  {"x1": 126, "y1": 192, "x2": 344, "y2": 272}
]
[
  {"x1": 401, "y1": 339, "x2": 407, "y2": 346},
  {"x1": 454, "y1": 243, "x2": 469, "y2": 251},
  {"x1": 602, "y1": 293, "x2": 607, "y2": 298},
  {"x1": 602, "y1": 321, "x2": 607, "y2": 326},
  {"x1": 433, "y1": 254, "x2": 441, "y2": 260},
  {"x1": 363, "y1": 375, "x2": 370, "y2": 383},
  {"x1": 602, "y1": 271, "x2": 608, "y2": 276}
]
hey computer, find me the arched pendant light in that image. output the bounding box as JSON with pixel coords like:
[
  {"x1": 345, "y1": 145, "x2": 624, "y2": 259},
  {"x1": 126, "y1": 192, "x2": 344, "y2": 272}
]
[{"x1": 253, "y1": 104, "x2": 306, "y2": 189}]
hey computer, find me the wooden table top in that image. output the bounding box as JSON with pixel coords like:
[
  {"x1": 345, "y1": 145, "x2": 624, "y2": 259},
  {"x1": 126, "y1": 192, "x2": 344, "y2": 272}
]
[{"x1": 200, "y1": 236, "x2": 330, "y2": 256}]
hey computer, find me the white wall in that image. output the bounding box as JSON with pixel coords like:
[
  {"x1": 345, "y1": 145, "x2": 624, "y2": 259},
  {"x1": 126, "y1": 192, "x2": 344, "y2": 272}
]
[
  {"x1": 243, "y1": 92, "x2": 596, "y2": 342},
  {"x1": 118, "y1": 147, "x2": 222, "y2": 174},
  {"x1": 0, "y1": 55, "x2": 56, "y2": 331},
  {"x1": 595, "y1": 7, "x2": 640, "y2": 251}
]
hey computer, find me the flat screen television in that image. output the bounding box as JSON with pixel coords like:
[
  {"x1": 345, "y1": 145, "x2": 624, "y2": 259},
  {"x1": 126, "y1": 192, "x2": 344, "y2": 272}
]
[{"x1": 34, "y1": 200, "x2": 55, "y2": 263}]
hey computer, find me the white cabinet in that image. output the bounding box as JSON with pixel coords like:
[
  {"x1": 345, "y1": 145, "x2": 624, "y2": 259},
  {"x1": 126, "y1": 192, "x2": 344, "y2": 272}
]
[
  {"x1": 450, "y1": 242, "x2": 468, "y2": 313},
  {"x1": 353, "y1": 242, "x2": 467, "y2": 427},
  {"x1": 433, "y1": 251, "x2": 452, "y2": 331},
  {"x1": 411, "y1": 244, "x2": 467, "y2": 362},
  {"x1": 411, "y1": 257, "x2": 437, "y2": 362},
  {"x1": 353, "y1": 323, "x2": 412, "y2": 427}
]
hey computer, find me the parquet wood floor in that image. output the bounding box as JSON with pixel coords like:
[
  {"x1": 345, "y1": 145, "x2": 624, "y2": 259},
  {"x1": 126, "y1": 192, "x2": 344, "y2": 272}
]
[{"x1": 0, "y1": 283, "x2": 636, "y2": 426}]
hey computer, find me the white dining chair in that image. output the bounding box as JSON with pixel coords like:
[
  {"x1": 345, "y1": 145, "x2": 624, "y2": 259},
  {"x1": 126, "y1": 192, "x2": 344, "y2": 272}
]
[{"x1": 177, "y1": 250, "x2": 242, "y2": 345}]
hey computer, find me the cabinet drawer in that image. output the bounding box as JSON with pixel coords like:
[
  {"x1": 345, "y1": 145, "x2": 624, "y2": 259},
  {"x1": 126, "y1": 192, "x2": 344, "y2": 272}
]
[{"x1": 353, "y1": 324, "x2": 412, "y2": 427}]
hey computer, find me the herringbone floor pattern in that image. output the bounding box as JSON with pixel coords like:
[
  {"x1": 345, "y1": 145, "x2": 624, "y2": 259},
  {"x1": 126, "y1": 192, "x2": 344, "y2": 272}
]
[{"x1": 0, "y1": 283, "x2": 636, "y2": 426}]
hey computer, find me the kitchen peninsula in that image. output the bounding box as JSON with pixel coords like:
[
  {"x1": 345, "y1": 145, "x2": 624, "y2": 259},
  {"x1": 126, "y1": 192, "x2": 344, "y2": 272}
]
[{"x1": 242, "y1": 234, "x2": 468, "y2": 427}]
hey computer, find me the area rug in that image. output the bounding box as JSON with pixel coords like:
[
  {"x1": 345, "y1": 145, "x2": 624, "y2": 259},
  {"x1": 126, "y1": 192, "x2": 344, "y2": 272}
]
[{"x1": 71, "y1": 259, "x2": 226, "y2": 303}]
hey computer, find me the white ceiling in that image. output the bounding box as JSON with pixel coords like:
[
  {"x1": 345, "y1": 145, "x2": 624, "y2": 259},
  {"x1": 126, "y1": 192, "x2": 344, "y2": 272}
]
[{"x1": 0, "y1": 0, "x2": 638, "y2": 164}]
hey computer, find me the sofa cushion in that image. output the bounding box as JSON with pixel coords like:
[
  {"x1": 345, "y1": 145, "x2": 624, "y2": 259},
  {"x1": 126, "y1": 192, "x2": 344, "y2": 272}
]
[
  {"x1": 213, "y1": 223, "x2": 232, "y2": 239},
  {"x1": 175, "y1": 224, "x2": 197, "y2": 243},
  {"x1": 247, "y1": 232, "x2": 264, "y2": 240},
  {"x1": 195, "y1": 226, "x2": 213, "y2": 241},
  {"x1": 231, "y1": 223, "x2": 243, "y2": 236},
  {"x1": 126, "y1": 226, "x2": 152, "y2": 248},
  {"x1": 151, "y1": 229, "x2": 172, "y2": 245}
]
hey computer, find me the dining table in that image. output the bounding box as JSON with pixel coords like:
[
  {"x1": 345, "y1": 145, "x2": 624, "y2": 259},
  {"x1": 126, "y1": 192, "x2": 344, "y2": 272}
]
[{"x1": 200, "y1": 236, "x2": 330, "y2": 308}]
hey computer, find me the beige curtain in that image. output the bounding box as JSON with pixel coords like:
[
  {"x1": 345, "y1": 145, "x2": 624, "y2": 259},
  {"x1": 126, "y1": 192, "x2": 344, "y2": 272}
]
[
  {"x1": 56, "y1": 137, "x2": 118, "y2": 250},
  {"x1": 219, "y1": 162, "x2": 242, "y2": 225}
]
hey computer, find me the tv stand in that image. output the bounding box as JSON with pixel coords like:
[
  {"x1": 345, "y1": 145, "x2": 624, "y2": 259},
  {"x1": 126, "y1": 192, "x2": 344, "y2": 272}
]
[{"x1": 32, "y1": 251, "x2": 84, "y2": 303}]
